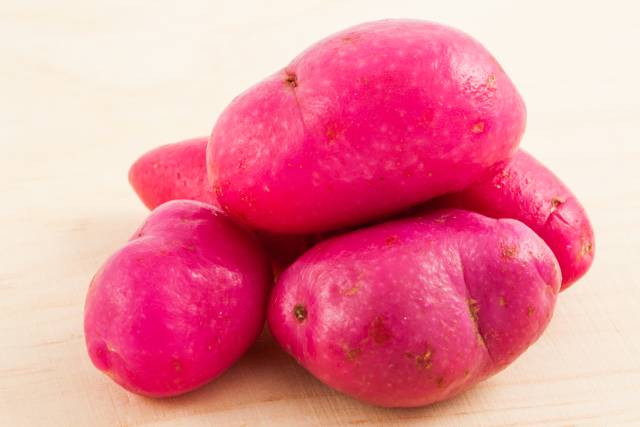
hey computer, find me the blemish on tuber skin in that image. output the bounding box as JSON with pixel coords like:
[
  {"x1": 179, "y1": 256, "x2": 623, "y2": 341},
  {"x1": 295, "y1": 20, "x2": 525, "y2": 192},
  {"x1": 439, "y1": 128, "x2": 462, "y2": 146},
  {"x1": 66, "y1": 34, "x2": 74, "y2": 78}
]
[
  {"x1": 471, "y1": 121, "x2": 485, "y2": 134},
  {"x1": 468, "y1": 298, "x2": 480, "y2": 325},
  {"x1": 501, "y1": 244, "x2": 518, "y2": 259},
  {"x1": 340, "y1": 34, "x2": 361, "y2": 44},
  {"x1": 341, "y1": 285, "x2": 360, "y2": 296},
  {"x1": 415, "y1": 349, "x2": 433, "y2": 369},
  {"x1": 384, "y1": 235, "x2": 399, "y2": 246},
  {"x1": 580, "y1": 240, "x2": 594, "y2": 259},
  {"x1": 341, "y1": 273, "x2": 365, "y2": 296},
  {"x1": 526, "y1": 306, "x2": 535, "y2": 317},
  {"x1": 498, "y1": 296, "x2": 507, "y2": 307},
  {"x1": 293, "y1": 304, "x2": 307, "y2": 322},
  {"x1": 486, "y1": 74, "x2": 497, "y2": 89},
  {"x1": 468, "y1": 298, "x2": 487, "y2": 347},
  {"x1": 369, "y1": 316, "x2": 392, "y2": 344},
  {"x1": 550, "y1": 197, "x2": 563, "y2": 213},
  {"x1": 345, "y1": 347, "x2": 362, "y2": 361},
  {"x1": 211, "y1": 182, "x2": 222, "y2": 196},
  {"x1": 285, "y1": 72, "x2": 298, "y2": 88},
  {"x1": 326, "y1": 126, "x2": 338, "y2": 143}
]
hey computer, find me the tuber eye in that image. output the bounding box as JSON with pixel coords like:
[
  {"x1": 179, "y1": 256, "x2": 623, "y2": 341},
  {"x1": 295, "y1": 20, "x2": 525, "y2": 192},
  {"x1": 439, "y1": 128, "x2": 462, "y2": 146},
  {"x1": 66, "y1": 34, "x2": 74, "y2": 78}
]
[
  {"x1": 293, "y1": 304, "x2": 307, "y2": 322},
  {"x1": 284, "y1": 72, "x2": 298, "y2": 88}
]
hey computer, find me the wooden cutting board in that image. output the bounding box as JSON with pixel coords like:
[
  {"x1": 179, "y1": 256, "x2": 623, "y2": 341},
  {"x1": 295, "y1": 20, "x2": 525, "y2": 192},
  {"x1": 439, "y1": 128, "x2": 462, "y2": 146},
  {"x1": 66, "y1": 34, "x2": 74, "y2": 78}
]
[{"x1": 2, "y1": 1, "x2": 639, "y2": 425}]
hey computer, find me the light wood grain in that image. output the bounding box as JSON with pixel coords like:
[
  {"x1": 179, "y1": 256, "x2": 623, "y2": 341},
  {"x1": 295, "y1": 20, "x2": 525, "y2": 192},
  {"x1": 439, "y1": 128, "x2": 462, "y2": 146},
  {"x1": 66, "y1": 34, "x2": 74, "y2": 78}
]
[{"x1": 1, "y1": 1, "x2": 639, "y2": 425}]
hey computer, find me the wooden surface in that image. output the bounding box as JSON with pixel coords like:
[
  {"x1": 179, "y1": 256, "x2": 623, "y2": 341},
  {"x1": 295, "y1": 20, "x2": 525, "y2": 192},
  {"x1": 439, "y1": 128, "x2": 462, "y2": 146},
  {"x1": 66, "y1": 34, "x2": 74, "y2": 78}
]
[{"x1": 2, "y1": 1, "x2": 639, "y2": 425}]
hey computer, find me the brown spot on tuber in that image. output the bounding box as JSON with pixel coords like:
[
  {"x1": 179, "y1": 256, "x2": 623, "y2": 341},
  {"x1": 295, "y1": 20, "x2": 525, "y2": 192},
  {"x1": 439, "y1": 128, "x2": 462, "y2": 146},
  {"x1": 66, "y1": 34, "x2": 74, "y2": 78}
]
[
  {"x1": 468, "y1": 298, "x2": 480, "y2": 325},
  {"x1": 326, "y1": 126, "x2": 338, "y2": 143},
  {"x1": 340, "y1": 34, "x2": 361, "y2": 43},
  {"x1": 486, "y1": 74, "x2": 497, "y2": 89},
  {"x1": 415, "y1": 349, "x2": 433, "y2": 369},
  {"x1": 369, "y1": 316, "x2": 392, "y2": 344},
  {"x1": 499, "y1": 168, "x2": 511, "y2": 179},
  {"x1": 550, "y1": 197, "x2": 563, "y2": 212},
  {"x1": 527, "y1": 306, "x2": 535, "y2": 317},
  {"x1": 436, "y1": 377, "x2": 445, "y2": 388},
  {"x1": 293, "y1": 304, "x2": 307, "y2": 322},
  {"x1": 341, "y1": 285, "x2": 360, "y2": 296},
  {"x1": 384, "y1": 235, "x2": 399, "y2": 246},
  {"x1": 345, "y1": 347, "x2": 361, "y2": 361},
  {"x1": 580, "y1": 240, "x2": 594, "y2": 259},
  {"x1": 499, "y1": 296, "x2": 507, "y2": 307},
  {"x1": 284, "y1": 71, "x2": 298, "y2": 88},
  {"x1": 212, "y1": 183, "x2": 222, "y2": 197},
  {"x1": 476, "y1": 332, "x2": 486, "y2": 347},
  {"x1": 501, "y1": 244, "x2": 518, "y2": 259},
  {"x1": 471, "y1": 121, "x2": 485, "y2": 134}
]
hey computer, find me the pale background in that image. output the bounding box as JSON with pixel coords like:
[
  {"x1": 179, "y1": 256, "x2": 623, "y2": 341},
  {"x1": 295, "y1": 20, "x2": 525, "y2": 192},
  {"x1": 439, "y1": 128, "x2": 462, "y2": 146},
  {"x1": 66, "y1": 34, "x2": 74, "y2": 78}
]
[{"x1": 1, "y1": 0, "x2": 639, "y2": 426}]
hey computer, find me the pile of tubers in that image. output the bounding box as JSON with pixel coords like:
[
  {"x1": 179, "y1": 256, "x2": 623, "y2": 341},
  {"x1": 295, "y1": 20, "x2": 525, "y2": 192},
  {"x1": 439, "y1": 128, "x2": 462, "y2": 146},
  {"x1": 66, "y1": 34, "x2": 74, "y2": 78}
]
[{"x1": 84, "y1": 20, "x2": 594, "y2": 407}]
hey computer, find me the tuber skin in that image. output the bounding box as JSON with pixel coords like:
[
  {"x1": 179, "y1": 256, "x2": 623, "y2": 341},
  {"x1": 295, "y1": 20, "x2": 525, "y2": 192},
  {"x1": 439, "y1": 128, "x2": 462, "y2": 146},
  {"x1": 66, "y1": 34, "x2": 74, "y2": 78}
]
[
  {"x1": 268, "y1": 209, "x2": 559, "y2": 407},
  {"x1": 128, "y1": 138, "x2": 320, "y2": 270},
  {"x1": 129, "y1": 141, "x2": 593, "y2": 288},
  {"x1": 431, "y1": 150, "x2": 595, "y2": 289},
  {"x1": 84, "y1": 200, "x2": 272, "y2": 397},
  {"x1": 208, "y1": 19, "x2": 526, "y2": 233},
  {"x1": 129, "y1": 137, "x2": 219, "y2": 209}
]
